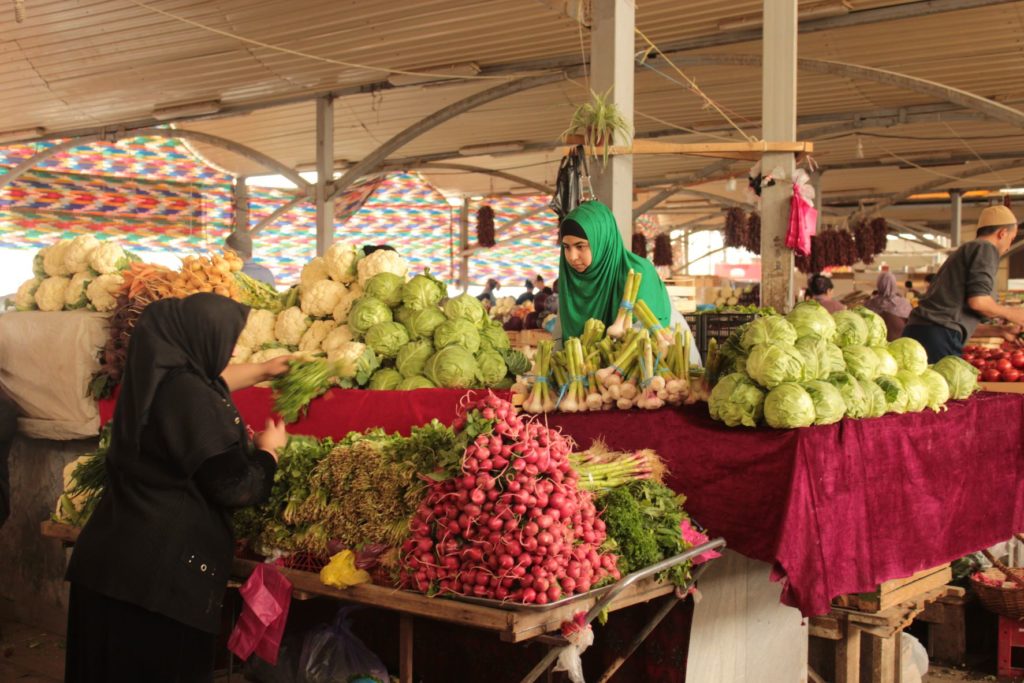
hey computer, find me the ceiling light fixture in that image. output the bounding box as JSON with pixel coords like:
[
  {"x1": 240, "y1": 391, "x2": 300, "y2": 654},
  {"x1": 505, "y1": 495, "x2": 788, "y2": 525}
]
[
  {"x1": 0, "y1": 126, "x2": 45, "y2": 143},
  {"x1": 152, "y1": 99, "x2": 222, "y2": 121},
  {"x1": 717, "y1": 0, "x2": 851, "y2": 31},
  {"x1": 458, "y1": 141, "x2": 526, "y2": 156}
]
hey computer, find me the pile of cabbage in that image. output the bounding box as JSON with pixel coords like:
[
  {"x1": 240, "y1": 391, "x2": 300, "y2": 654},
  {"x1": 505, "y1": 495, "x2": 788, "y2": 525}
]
[
  {"x1": 232, "y1": 243, "x2": 528, "y2": 391},
  {"x1": 707, "y1": 301, "x2": 979, "y2": 429}
]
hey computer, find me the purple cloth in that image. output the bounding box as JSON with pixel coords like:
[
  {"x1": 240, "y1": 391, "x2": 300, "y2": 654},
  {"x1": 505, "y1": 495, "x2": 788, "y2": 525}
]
[
  {"x1": 813, "y1": 295, "x2": 846, "y2": 313},
  {"x1": 865, "y1": 272, "x2": 913, "y2": 318}
]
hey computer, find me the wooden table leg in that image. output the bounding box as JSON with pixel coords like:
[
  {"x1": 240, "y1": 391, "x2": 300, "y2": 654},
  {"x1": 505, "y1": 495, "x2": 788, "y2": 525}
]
[
  {"x1": 836, "y1": 622, "x2": 861, "y2": 683},
  {"x1": 869, "y1": 632, "x2": 896, "y2": 683},
  {"x1": 400, "y1": 614, "x2": 414, "y2": 683}
]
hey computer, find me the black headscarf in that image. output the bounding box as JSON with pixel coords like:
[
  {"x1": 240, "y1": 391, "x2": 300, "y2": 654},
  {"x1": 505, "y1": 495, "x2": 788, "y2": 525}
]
[{"x1": 109, "y1": 293, "x2": 250, "y2": 475}]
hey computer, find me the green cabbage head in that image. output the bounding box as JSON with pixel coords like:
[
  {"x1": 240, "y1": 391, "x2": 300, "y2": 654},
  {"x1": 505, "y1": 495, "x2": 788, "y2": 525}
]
[
  {"x1": 364, "y1": 272, "x2": 405, "y2": 308},
  {"x1": 932, "y1": 355, "x2": 979, "y2": 400},
  {"x1": 896, "y1": 369, "x2": 929, "y2": 413},
  {"x1": 397, "y1": 375, "x2": 436, "y2": 390},
  {"x1": 402, "y1": 272, "x2": 447, "y2": 311},
  {"x1": 871, "y1": 347, "x2": 899, "y2": 376},
  {"x1": 475, "y1": 350, "x2": 509, "y2": 387},
  {"x1": 746, "y1": 343, "x2": 806, "y2": 389},
  {"x1": 852, "y1": 306, "x2": 888, "y2": 346},
  {"x1": 708, "y1": 372, "x2": 766, "y2": 427},
  {"x1": 369, "y1": 367, "x2": 403, "y2": 390},
  {"x1": 919, "y1": 368, "x2": 950, "y2": 412},
  {"x1": 425, "y1": 346, "x2": 480, "y2": 388},
  {"x1": 832, "y1": 310, "x2": 869, "y2": 347},
  {"x1": 764, "y1": 382, "x2": 816, "y2": 429},
  {"x1": 406, "y1": 307, "x2": 447, "y2": 340},
  {"x1": 348, "y1": 296, "x2": 393, "y2": 336},
  {"x1": 479, "y1": 319, "x2": 511, "y2": 351},
  {"x1": 786, "y1": 300, "x2": 837, "y2": 342},
  {"x1": 826, "y1": 372, "x2": 869, "y2": 419},
  {"x1": 887, "y1": 337, "x2": 929, "y2": 375},
  {"x1": 859, "y1": 377, "x2": 888, "y2": 418},
  {"x1": 443, "y1": 293, "x2": 486, "y2": 325},
  {"x1": 740, "y1": 316, "x2": 798, "y2": 350},
  {"x1": 433, "y1": 318, "x2": 481, "y2": 354},
  {"x1": 795, "y1": 336, "x2": 830, "y2": 381},
  {"x1": 364, "y1": 321, "x2": 410, "y2": 359},
  {"x1": 396, "y1": 338, "x2": 435, "y2": 378},
  {"x1": 802, "y1": 380, "x2": 847, "y2": 425},
  {"x1": 875, "y1": 375, "x2": 909, "y2": 414},
  {"x1": 842, "y1": 345, "x2": 880, "y2": 381}
]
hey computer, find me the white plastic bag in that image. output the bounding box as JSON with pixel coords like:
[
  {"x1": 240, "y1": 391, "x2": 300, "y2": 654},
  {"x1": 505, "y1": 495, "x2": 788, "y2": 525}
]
[{"x1": 900, "y1": 632, "x2": 929, "y2": 683}]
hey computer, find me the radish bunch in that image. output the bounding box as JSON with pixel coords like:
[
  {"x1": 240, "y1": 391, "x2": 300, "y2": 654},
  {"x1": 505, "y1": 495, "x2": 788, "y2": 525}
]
[{"x1": 398, "y1": 392, "x2": 620, "y2": 604}]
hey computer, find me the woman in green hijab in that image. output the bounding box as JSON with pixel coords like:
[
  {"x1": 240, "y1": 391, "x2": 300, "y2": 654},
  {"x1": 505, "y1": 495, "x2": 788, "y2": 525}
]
[{"x1": 557, "y1": 200, "x2": 700, "y2": 365}]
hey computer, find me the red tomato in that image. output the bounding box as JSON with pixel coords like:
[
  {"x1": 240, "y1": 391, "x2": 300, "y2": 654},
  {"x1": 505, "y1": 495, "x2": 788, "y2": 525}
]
[
  {"x1": 971, "y1": 358, "x2": 988, "y2": 369},
  {"x1": 1012, "y1": 353, "x2": 1024, "y2": 369},
  {"x1": 997, "y1": 359, "x2": 1014, "y2": 372},
  {"x1": 963, "y1": 353, "x2": 976, "y2": 362},
  {"x1": 1003, "y1": 368, "x2": 1022, "y2": 382},
  {"x1": 982, "y1": 368, "x2": 1003, "y2": 382}
]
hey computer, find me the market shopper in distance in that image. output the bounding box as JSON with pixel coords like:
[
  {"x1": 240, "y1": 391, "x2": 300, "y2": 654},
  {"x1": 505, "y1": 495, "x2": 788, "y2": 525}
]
[
  {"x1": 864, "y1": 272, "x2": 913, "y2": 342},
  {"x1": 225, "y1": 230, "x2": 277, "y2": 287},
  {"x1": 64, "y1": 293, "x2": 292, "y2": 683},
  {"x1": 556, "y1": 200, "x2": 702, "y2": 366},
  {"x1": 805, "y1": 273, "x2": 846, "y2": 313},
  {"x1": 902, "y1": 205, "x2": 1024, "y2": 363}
]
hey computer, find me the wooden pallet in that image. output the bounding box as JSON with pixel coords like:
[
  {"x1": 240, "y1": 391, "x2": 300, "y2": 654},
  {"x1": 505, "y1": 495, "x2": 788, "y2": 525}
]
[
  {"x1": 832, "y1": 564, "x2": 952, "y2": 612},
  {"x1": 979, "y1": 381, "x2": 1024, "y2": 394}
]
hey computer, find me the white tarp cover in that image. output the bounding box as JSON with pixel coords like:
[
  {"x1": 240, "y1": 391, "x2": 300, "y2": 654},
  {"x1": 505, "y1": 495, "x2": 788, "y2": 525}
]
[{"x1": 0, "y1": 311, "x2": 108, "y2": 440}]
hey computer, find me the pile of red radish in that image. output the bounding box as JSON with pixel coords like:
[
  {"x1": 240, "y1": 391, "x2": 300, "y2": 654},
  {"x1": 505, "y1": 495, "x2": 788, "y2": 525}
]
[
  {"x1": 398, "y1": 392, "x2": 620, "y2": 605},
  {"x1": 962, "y1": 343, "x2": 1024, "y2": 383}
]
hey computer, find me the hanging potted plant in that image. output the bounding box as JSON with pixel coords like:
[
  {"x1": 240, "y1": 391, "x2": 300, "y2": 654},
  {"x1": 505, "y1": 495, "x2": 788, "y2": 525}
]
[{"x1": 561, "y1": 87, "x2": 633, "y2": 167}]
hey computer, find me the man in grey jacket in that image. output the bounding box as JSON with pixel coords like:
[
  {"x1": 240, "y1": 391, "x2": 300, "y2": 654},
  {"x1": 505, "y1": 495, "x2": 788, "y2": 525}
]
[{"x1": 903, "y1": 205, "x2": 1024, "y2": 362}]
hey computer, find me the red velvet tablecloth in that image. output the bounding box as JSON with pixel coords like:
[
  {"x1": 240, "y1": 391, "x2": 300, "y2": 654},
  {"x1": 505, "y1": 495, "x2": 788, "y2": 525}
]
[{"x1": 99, "y1": 389, "x2": 1024, "y2": 617}]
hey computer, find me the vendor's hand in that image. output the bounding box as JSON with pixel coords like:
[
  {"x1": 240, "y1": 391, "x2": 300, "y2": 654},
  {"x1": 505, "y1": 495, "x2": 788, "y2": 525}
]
[
  {"x1": 261, "y1": 355, "x2": 293, "y2": 381},
  {"x1": 254, "y1": 417, "x2": 287, "y2": 460},
  {"x1": 1001, "y1": 325, "x2": 1024, "y2": 346}
]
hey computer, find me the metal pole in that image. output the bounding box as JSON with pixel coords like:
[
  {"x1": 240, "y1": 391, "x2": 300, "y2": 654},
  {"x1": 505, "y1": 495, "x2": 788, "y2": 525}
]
[
  {"x1": 315, "y1": 95, "x2": 335, "y2": 256},
  {"x1": 459, "y1": 198, "x2": 470, "y2": 292},
  {"x1": 590, "y1": 0, "x2": 635, "y2": 246},
  {"x1": 232, "y1": 177, "x2": 249, "y2": 235},
  {"x1": 950, "y1": 189, "x2": 963, "y2": 247},
  {"x1": 759, "y1": 0, "x2": 798, "y2": 312}
]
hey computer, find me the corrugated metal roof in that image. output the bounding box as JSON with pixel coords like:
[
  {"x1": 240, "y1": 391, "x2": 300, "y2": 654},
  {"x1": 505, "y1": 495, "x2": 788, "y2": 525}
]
[{"x1": 3, "y1": 0, "x2": 1024, "y2": 228}]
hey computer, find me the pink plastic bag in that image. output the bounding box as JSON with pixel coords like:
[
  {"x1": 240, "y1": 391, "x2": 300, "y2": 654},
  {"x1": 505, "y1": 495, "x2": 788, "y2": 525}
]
[
  {"x1": 228, "y1": 563, "x2": 293, "y2": 666},
  {"x1": 786, "y1": 184, "x2": 818, "y2": 257}
]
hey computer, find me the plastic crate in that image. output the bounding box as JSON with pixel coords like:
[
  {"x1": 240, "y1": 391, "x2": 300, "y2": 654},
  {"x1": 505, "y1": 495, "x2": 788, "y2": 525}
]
[{"x1": 698, "y1": 312, "x2": 756, "y2": 360}]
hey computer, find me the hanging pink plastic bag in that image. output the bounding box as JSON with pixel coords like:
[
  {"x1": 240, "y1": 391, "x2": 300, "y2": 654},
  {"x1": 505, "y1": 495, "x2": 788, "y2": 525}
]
[
  {"x1": 228, "y1": 563, "x2": 293, "y2": 666},
  {"x1": 786, "y1": 170, "x2": 818, "y2": 257}
]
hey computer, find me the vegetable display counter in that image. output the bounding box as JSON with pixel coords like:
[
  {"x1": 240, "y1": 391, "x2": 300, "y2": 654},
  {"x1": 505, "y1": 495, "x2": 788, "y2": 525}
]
[{"x1": 100, "y1": 387, "x2": 1024, "y2": 616}]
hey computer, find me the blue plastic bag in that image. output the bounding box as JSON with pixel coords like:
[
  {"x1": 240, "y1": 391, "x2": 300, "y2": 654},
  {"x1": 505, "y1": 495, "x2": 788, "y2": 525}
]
[{"x1": 297, "y1": 607, "x2": 390, "y2": 683}]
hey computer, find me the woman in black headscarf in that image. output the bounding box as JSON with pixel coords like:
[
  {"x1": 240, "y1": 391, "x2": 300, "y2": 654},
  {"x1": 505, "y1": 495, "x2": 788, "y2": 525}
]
[{"x1": 65, "y1": 293, "x2": 290, "y2": 683}]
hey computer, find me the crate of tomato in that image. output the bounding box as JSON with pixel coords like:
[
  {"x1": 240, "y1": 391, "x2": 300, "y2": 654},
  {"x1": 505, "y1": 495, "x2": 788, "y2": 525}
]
[{"x1": 961, "y1": 342, "x2": 1024, "y2": 387}]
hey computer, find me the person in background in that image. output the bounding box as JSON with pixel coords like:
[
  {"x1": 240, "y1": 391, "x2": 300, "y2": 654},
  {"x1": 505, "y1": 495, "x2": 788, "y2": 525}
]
[
  {"x1": 924, "y1": 273, "x2": 936, "y2": 290},
  {"x1": 515, "y1": 278, "x2": 535, "y2": 305},
  {"x1": 534, "y1": 274, "x2": 545, "y2": 292},
  {"x1": 545, "y1": 279, "x2": 559, "y2": 316},
  {"x1": 865, "y1": 272, "x2": 913, "y2": 341},
  {"x1": 476, "y1": 278, "x2": 500, "y2": 306},
  {"x1": 64, "y1": 294, "x2": 292, "y2": 682},
  {"x1": 905, "y1": 280, "x2": 922, "y2": 298},
  {"x1": 225, "y1": 231, "x2": 276, "y2": 287},
  {"x1": 806, "y1": 274, "x2": 846, "y2": 313},
  {"x1": 903, "y1": 205, "x2": 1024, "y2": 362}
]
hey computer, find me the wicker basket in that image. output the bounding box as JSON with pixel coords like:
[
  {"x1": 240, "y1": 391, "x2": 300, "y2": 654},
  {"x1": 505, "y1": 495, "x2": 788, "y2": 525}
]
[{"x1": 971, "y1": 567, "x2": 1024, "y2": 619}]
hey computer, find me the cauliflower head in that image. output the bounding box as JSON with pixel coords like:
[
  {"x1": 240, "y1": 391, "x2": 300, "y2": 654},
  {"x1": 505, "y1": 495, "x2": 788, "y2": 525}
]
[
  {"x1": 14, "y1": 278, "x2": 41, "y2": 311},
  {"x1": 64, "y1": 234, "x2": 100, "y2": 274},
  {"x1": 357, "y1": 249, "x2": 408, "y2": 287},
  {"x1": 35, "y1": 276, "x2": 70, "y2": 311},
  {"x1": 86, "y1": 273, "x2": 124, "y2": 313},
  {"x1": 300, "y1": 278, "x2": 346, "y2": 318},
  {"x1": 250, "y1": 347, "x2": 292, "y2": 364},
  {"x1": 327, "y1": 341, "x2": 368, "y2": 379},
  {"x1": 33, "y1": 248, "x2": 49, "y2": 278},
  {"x1": 88, "y1": 242, "x2": 128, "y2": 274},
  {"x1": 299, "y1": 319, "x2": 337, "y2": 353},
  {"x1": 300, "y1": 257, "x2": 330, "y2": 292},
  {"x1": 274, "y1": 306, "x2": 311, "y2": 346},
  {"x1": 321, "y1": 325, "x2": 354, "y2": 357},
  {"x1": 43, "y1": 241, "x2": 73, "y2": 277},
  {"x1": 324, "y1": 241, "x2": 359, "y2": 284},
  {"x1": 230, "y1": 345, "x2": 253, "y2": 364},
  {"x1": 331, "y1": 286, "x2": 362, "y2": 324},
  {"x1": 65, "y1": 271, "x2": 93, "y2": 309},
  {"x1": 237, "y1": 309, "x2": 277, "y2": 350}
]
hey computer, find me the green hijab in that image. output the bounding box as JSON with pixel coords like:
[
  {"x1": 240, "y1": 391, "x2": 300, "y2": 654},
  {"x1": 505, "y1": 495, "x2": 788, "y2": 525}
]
[{"x1": 558, "y1": 201, "x2": 673, "y2": 339}]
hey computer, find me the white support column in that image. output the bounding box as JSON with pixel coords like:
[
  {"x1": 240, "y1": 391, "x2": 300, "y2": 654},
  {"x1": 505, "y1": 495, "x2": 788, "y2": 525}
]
[
  {"x1": 459, "y1": 198, "x2": 470, "y2": 292},
  {"x1": 232, "y1": 177, "x2": 249, "y2": 234},
  {"x1": 760, "y1": 0, "x2": 798, "y2": 312},
  {"x1": 950, "y1": 189, "x2": 963, "y2": 247},
  {"x1": 590, "y1": 0, "x2": 634, "y2": 246},
  {"x1": 315, "y1": 96, "x2": 335, "y2": 256}
]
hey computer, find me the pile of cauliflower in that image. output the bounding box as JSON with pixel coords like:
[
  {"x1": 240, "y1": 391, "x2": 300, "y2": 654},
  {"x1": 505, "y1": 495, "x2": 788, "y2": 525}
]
[
  {"x1": 230, "y1": 243, "x2": 410, "y2": 380},
  {"x1": 11, "y1": 235, "x2": 135, "y2": 313}
]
